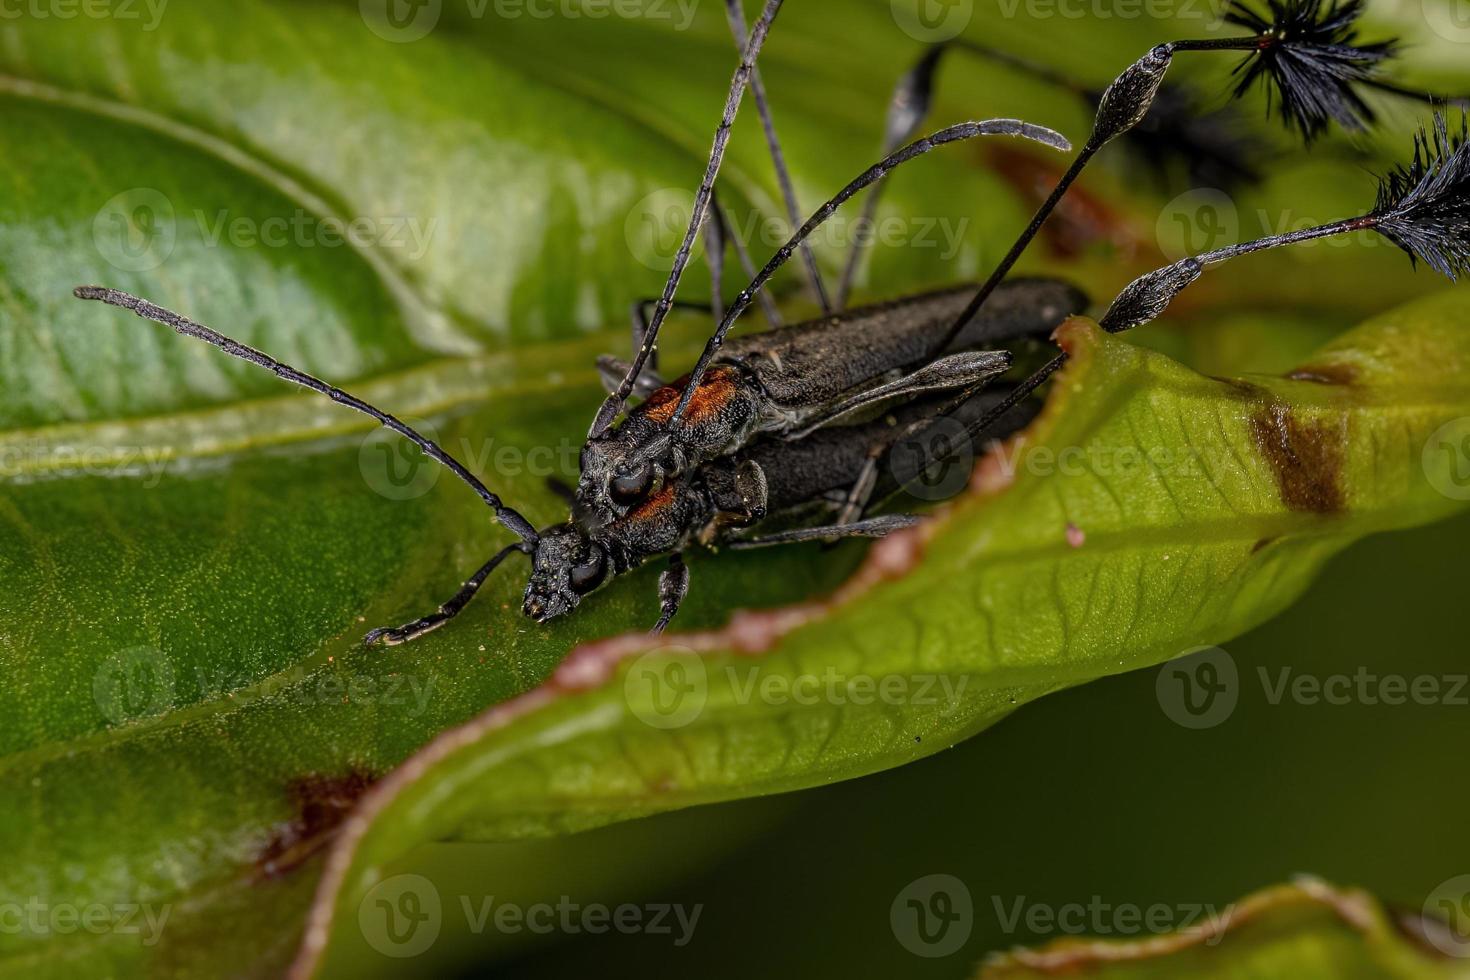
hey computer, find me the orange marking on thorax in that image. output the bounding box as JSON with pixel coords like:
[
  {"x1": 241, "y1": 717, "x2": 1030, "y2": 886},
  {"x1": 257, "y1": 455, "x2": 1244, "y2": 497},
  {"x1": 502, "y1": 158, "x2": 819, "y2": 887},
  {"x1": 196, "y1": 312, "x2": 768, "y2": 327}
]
[
  {"x1": 627, "y1": 483, "x2": 678, "y2": 522},
  {"x1": 642, "y1": 367, "x2": 739, "y2": 425}
]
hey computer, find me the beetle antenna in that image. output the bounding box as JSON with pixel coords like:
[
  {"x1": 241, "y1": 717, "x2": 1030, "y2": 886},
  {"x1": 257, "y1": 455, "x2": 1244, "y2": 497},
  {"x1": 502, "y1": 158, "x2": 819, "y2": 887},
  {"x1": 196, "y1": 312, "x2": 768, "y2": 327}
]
[
  {"x1": 722, "y1": 0, "x2": 830, "y2": 314},
  {"x1": 928, "y1": 0, "x2": 1453, "y2": 359},
  {"x1": 965, "y1": 110, "x2": 1469, "y2": 430},
  {"x1": 835, "y1": 44, "x2": 945, "y2": 308},
  {"x1": 589, "y1": 0, "x2": 784, "y2": 439},
  {"x1": 1100, "y1": 111, "x2": 1470, "y2": 332},
  {"x1": 668, "y1": 118, "x2": 1073, "y2": 426},
  {"x1": 72, "y1": 286, "x2": 541, "y2": 546}
]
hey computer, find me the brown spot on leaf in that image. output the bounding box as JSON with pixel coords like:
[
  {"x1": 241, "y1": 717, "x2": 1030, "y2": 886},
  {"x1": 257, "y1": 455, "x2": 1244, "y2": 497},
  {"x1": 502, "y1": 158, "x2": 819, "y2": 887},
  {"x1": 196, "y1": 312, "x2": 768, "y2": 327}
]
[
  {"x1": 1249, "y1": 402, "x2": 1346, "y2": 514},
  {"x1": 1250, "y1": 536, "x2": 1279, "y2": 555},
  {"x1": 257, "y1": 770, "x2": 377, "y2": 879}
]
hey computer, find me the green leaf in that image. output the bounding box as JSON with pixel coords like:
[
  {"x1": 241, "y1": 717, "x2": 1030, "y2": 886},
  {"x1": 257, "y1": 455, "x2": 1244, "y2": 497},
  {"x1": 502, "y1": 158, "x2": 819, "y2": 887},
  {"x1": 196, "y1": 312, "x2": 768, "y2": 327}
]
[
  {"x1": 2, "y1": 2, "x2": 1469, "y2": 977},
  {"x1": 292, "y1": 290, "x2": 1470, "y2": 976},
  {"x1": 977, "y1": 878, "x2": 1470, "y2": 978}
]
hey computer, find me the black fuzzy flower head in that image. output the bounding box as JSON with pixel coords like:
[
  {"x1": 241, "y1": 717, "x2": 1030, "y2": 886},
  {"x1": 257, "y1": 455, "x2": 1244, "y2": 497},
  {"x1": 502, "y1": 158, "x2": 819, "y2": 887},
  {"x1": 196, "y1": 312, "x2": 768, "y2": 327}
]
[
  {"x1": 1373, "y1": 113, "x2": 1470, "y2": 280},
  {"x1": 1225, "y1": 0, "x2": 1396, "y2": 142}
]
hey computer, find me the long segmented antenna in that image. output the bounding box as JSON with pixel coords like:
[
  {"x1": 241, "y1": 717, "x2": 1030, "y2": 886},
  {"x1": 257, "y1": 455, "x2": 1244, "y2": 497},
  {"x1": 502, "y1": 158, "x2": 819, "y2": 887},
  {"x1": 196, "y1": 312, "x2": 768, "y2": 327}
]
[
  {"x1": 668, "y1": 118, "x2": 1072, "y2": 425},
  {"x1": 941, "y1": 39, "x2": 1267, "y2": 190},
  {"x1": 589, "y1": 0, "x2": 784, "y2": 439},
  {"x1": 964, "y1": 111, "x2": 1470, "y2": 448},
  {"x1": 73, "y1": 286, "x2": 541, "y2": 545},
  {"x1": 927, "y1": 0, "x2": 1453, "y2": 359},
  {"x1": 1101, "y1": 111, "x2": 1470, "y2": 332},
  {"x1": 835, "y1": 45, "x2": 944, "y2": 308},
  {"x1": 723, "y1": 0, "x2": 830, "y2": 314}
]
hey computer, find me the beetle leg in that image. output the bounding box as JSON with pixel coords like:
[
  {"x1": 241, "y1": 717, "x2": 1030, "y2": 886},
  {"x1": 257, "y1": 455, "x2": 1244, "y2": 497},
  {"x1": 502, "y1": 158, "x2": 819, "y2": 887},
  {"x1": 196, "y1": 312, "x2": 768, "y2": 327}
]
[
  {"x1": 836, "y1": 457, "x2": 881, "y2": 527},
  {"x1": 651, "y1": 552, "x2": 690, "y2": 634},
  {"x1": 727, "y1": 514, "x2": 920, "y2": 549},
  {"x1": 364, "y1": 543, "x2": 528, "y2": 646}
]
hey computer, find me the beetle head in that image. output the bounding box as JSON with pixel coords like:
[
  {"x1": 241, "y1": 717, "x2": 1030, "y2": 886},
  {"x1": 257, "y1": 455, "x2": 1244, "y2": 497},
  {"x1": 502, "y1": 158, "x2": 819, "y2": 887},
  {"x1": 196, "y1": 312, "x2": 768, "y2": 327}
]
[{"x1": 522, "y1": 523, "x2": 612, "y2": 623}]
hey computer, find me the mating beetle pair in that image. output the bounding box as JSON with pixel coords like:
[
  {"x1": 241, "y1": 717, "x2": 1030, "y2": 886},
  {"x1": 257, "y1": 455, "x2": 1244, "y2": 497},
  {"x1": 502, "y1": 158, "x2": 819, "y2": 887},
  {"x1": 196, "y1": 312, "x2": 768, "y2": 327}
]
[{"x1": 77, "y1": 0, "x2": 1470, "y2": 643}]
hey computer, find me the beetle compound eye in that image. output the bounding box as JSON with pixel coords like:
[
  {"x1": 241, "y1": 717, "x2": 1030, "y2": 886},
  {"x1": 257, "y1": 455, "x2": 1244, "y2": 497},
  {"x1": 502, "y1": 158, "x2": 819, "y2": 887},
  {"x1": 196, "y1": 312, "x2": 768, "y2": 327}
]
[
  {"x1": 610, "y1": 464, "x2": 654, "y2": 506},
  {"x1": 569, "y1": 549, "x2": 608, "y2": 594}
]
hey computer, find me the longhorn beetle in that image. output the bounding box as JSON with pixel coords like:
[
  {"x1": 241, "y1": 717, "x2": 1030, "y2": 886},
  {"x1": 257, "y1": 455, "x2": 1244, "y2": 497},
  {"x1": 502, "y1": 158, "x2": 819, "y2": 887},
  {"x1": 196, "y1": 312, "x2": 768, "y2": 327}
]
[
  {"x1": 82, "y1": 104, "x2": 1470, "y2": 643},
  {"x1": 72, "y1": 3, "x2": 1469, "y2": 641}
]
